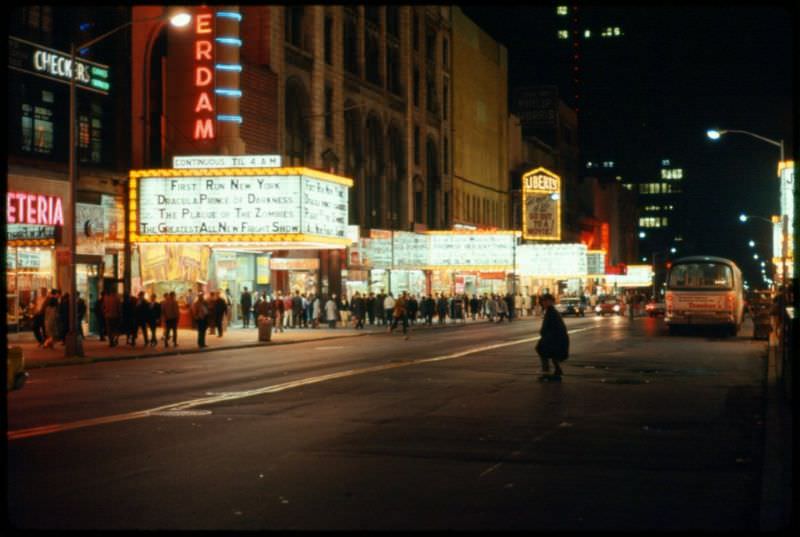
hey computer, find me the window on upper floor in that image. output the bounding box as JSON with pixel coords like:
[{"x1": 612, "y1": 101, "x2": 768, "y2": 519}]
[
  {"x1": 557, "y1": 6, "x2": 569, "y2": 15},
  {"x1": 343, "y1": 13, "x2": 359, "y2": 75},
  {"x1": 365, "y1": 31, "x2": 381, "y2": 86},
  {"x1": 558, "y1": 30, "x2": 569, "y2": 40},
  {"x1": 285, "y1": 6, "x2": 306, "y2": 49},
  {"x1": 426, "y1": 26, "x2": 436, "y2": 63},
  {"x1": 387, "y1": 6, "x2": 399, "y2": 37},
  {"x1": 324, "y1": 16, "x2": 333, "y2": 65}
]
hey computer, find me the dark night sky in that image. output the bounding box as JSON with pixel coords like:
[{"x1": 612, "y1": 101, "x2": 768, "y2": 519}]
[{"x1": 461, "y1": 4, "x2": 796, "y2": 286}]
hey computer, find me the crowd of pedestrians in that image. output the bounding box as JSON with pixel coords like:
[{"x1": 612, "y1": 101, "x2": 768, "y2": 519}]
[{"x1": 29, "y1": 284, "x2": 559, "y2": 351}]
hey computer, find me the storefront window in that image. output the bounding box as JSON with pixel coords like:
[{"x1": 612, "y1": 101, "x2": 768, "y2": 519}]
[{"x1": 6, "y1": 247, "x2": 54, "y2": 330}]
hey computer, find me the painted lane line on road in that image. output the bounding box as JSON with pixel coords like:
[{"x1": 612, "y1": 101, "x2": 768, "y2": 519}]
[{"x1": 7, "y1": 326, "x2": 596, "y2": 441}]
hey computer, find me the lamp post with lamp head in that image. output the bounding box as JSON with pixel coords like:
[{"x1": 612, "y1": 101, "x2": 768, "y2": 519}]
[{"x1": 64, "y1": 10, "x2": 191, "y2": 358}]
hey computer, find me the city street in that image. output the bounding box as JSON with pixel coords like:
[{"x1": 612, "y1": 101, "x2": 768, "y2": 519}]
[{"x1": 7, "y1": 315, "x2": 771, "y2": 530}]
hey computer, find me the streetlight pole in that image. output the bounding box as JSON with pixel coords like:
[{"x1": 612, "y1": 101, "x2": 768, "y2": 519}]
[{"x1": 64, "y1": 11, "x2": 191, "y2": 358}]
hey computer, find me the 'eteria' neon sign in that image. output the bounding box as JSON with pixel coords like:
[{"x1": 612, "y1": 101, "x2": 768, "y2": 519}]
[
  {"x1": 7, "y1": 192, "x2": 64, "y2": 226},
  {"x1": 193, "y1": 10, "x2": 215, "y2": 140}
]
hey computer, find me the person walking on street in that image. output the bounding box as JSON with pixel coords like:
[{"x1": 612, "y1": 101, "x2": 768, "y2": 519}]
[
  {"x1": 325, "y1": 295, "x2": 338, "y2": 328},
  {"x1": 376, "y1": 291, "x2": 386, "y2": 325},
  {"x1": 147, "y1": 293, "x2": 160, "y2": 346},
  {"x1": 76, "y1": 292, "x2": 87, "y2": 337},
  {"x1": 407, "y1": 294, "x2": 418, "y2": 326},
  {"x1": 352, "y1": 292, "x2": 366, "y2": 329},
  {"x1": 103, "y1": 290, "x2": 121, "y2": 347},
  {"x1": 536, "y1": 293, "x2": 570, "y2": 380},
  {"x1": 191, "y1": 293, "x2": 209, "y2": 347},
  {"x1": 32, "y1": 287, "x2": 49, "y2": 346},
  {"x1": 366, "y1": 292, "x2": 376, "y2": 325},
  {"x1": 384, "y1": 293, "x2": 396, "y2": 332},
  {"x1": 470, "y1": 295, "x2": 480, "y2": 321},
  {"x1": 390, "y1": 291, "x2": 410, "y2": 338},
  {"x1": 133, "y1": 292, "x2": 150, "y2": 346},
  {"x1": 161, "y1": 291, "x2": 179, "y2": 347},
  {"x1": 437, "y1": 293, "x2": 448, "y2": 324},
  {"x1": 423, "y1": 294, "x2": 435, "y2": 326},
  {"x1": 292, "y1": 290, "x2": 303, "y2": 328},
  {"x1": 271, "y1": 293, "x2": 284, "y2": 333},
  {"x1": 42, "y1": 295, "x2": 59, "y2": 348},
  {"x1": 214, "y1": 291, "x2": 227, "y2": 337},
  {"x1": 240, "y1": 287, "x2": 252, "y2": 328}
]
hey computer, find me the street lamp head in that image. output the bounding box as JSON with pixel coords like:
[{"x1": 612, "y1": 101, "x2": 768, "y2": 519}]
[
  {"x1": 169, "y1": 12, "x2": 192, "y2": 27},
  {"x1": 739, "y1": 214, "x2": 748, "y2": 223},
  {"x1": 639, "y1": 231, "x2": 646, "y2": 239},
  {"x1": 670, "y1": 247, "x2": 677, "y2": 254},
  {"x1": 748, "y1": 240, "x2": 756, "y2": 247},
  {"x1": 706, "y1": 129, "x2": 722, "y2": 140},
  {"x1": 753, "y1": 253, "x2": 759, "y2": 260}
]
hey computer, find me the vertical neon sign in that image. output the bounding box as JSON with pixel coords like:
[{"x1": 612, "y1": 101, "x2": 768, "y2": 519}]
[{"x1": 193, "y1": 8, "x2": 215, "y2": 140}]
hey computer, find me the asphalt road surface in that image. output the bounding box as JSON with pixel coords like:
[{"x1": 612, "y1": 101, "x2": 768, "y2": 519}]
[{"x1": 7, "y1": 315, "x2": 768, "y2": 530}]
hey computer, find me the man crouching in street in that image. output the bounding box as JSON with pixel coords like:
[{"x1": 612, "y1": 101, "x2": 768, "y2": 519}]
[{"x1": 535, "y1": 293, "x2": 569, "y2": 380}]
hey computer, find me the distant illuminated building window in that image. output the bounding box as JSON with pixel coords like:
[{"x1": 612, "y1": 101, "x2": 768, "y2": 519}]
[
  {"x1": 614, "y1": 27, "x2": 621, "y2": 36},
  {"x1": 558, "y1": 30, "x2": 568, "y2": 39},
  {"x1": 662, "y1": 159, "x2": 671, "y2": 166},
  {"x1": 661, "y1": 168, "x2": 684, "y2": 180},
  {"x1": 623, "y1": 183, "x2": 633, "y2": 190},
  {"x1": 603, "y1": 160, "x2": 614, "y2": 168},
  {"x1": 586, "y1": 161, "x2": 594, "y2": 168},
  {"x1": 639, "y1": 217, "x2": 662, "y2": 228},
  {"x1": 662, "y1": 217, "x2": 669, "y2": 226},
  {"x1": 584, "y1": 29, "x2": 591, "y2": 38},
  {"x1": 557, "y1": 6, "x2": 568, "y2": 15}
]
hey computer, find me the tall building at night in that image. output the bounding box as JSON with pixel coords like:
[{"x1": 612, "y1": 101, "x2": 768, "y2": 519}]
[{"x1": 451, "y1": 7, "x2": 509, "y2": 229}]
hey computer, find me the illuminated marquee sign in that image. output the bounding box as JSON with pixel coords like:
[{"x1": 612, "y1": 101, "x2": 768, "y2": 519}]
[
  {"x1": 130, "y1": 167, "x2": 352, "y2": 245},
  {"x1": 193, "y1": 9, "x2": 216, "y2": 140},
  {"x1": 604, "y1": 264, "x2": 653, "y2": 287},
  {"x1": 427, "y1": 232, "x2": 517, "y2": 268},
  {"x1": 516, "y1": 243, "x2": 588, "y2": 277},
  {"x1": 8, "y1": 36, "x2": 110, "y2": 95},
  {"x1": 522, "y1": 167, "x2": 561, "y2": 241},
  {"x1": 173, "y1": 154, "x2": 281, "y2": 169},
  {"x1": 587, "y1": 250, "x2": 606, "y2": 275}
]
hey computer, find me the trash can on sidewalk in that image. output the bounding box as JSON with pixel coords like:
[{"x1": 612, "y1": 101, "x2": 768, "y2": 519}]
[{"x1": 258, "y1": 315, "x2": 272, "y2": 342}]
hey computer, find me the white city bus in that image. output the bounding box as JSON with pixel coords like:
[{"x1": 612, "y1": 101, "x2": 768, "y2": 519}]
[{"x1": 665, "y1": 256, "x2": 744, "y2": 336}]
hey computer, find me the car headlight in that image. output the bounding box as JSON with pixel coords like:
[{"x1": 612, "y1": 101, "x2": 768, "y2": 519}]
[
  {"x1": 595, "y1": 306, "x2": 601, "y2": 312},
  {"x1": 613, "y1": 305, "x2": 620, "y2": 312}
]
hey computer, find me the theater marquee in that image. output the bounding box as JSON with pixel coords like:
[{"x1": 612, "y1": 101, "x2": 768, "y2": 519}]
[
  {"x1": 522, "y1": 167, "x2": 561, "y2": 241},
  {"x1": 129, "y1": 167, "x2": 352, "y2": 247}
]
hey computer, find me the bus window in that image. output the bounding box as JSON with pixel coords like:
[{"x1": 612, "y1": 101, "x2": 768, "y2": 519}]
[{"x1": 668, "y1": 263, "x2": 733, "y2": 290}]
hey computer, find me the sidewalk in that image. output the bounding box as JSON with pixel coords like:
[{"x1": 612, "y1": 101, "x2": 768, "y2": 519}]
[{"x1": 6, "y1": 316, "x2": 519, "y2": 369}]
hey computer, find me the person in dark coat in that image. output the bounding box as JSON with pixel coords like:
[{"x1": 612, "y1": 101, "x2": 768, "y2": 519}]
[
  {"x1": 214, "y1": 291, "x2": 228, "y2": 336},
  {"x1": 134, "y1": 292, "x2": 150, "y2": 346},
  {"x1": 422, "y1": 295, "x2": 435, "y2": 326},
  {"x1": 240, "y1": 287, "x2": 253, "y2": 328},
  {"x1": 76, "y1": 292, "x2": 87, "y2": 337},
  {"x1": 291, "y1": 290, "x2": 303, "y2": 328},
  {"x1": 366, "y1": 292, "x2": 376, "y2": 325},
  {"x1": 94, "y1": 291, "x2": 106, "y2": 340},
  {"x1": 376, "y1": 292, "x2": 386, "y2": 325},
  {"x1": 147, "y1": 293, "x2": 161, "y2": 346},
  {"x1": 470, "y1": 295, "x2": 480, "y2": 321},
  {"x1": 406, "y1": 294, "x2": 418, "y2": 325},
  {"x1": 437, "y1": 294, "x2": 448, "y2": 324},
  {"x1": 536, "y1": 293, "x2": 570, "y2": 378},
  {"x1": 352, "y1": 292, "x2": 366, "y2": 329}
]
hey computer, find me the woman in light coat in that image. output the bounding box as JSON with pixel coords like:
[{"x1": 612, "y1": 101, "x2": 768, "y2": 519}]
[
  {"x1": 325, "y1": 296, "x2": 338, "y2": 328},
  {"x1": 43, "y1": 297, "x2": 59, "y2": 348}
]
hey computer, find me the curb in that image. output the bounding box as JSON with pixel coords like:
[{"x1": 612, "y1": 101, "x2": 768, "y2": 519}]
[{"x1": 23, "y1": 317, "x2": 516, "y2": 369}]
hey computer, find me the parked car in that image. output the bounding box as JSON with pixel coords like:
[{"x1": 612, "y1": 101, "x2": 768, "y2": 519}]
[
  {"x1": 645, "y1": 300, "x2": 666, "y2": 317},
  {"x1": 594, "y1": 298, "x2": 622, "y2": 316},
  {"x1": 6, "y1": 346, "x2": 27, "y2": 392},
  {"x1": 555, "y1": 297, "x2": 586, "y2": 316}
]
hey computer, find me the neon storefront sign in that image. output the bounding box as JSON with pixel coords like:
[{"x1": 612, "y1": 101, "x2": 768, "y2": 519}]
[
  {"x1": 193, "y1": 9, "x2": 216, "y2": 140},
  {"x1": 7, "y1": 192, "x2": 64, "y2": 226}
]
